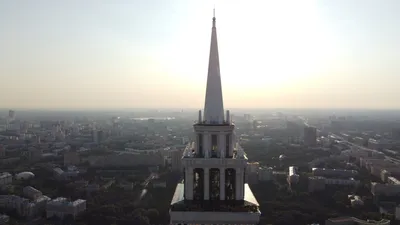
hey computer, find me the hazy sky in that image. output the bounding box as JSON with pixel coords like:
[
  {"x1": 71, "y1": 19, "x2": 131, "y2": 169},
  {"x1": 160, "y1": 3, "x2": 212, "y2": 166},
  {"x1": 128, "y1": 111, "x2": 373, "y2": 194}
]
[{"x1": 1, "y1": 0, "x2": 399, "y2": 109}]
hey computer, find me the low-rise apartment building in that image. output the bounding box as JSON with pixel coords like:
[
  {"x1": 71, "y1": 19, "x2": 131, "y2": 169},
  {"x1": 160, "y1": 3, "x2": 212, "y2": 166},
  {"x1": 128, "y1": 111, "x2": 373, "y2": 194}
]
[
  {"x1": 312, "y1": 168, "x2": 358, "y2": 178},
  {"x1": 46, "y1": 197, "x2": 86, "y2": 219},
  {"x1": 23, "y1": 186, "x2": 42, "y2": 200},
  {"x1": 0, "y1": 194, "x2": 50, "y2": 218},
  {"x1": 371, "y1": 182, "x2": 400, "y2": 196},
  {"x1": 308, "y1": 176, "x2": 360, "y2": 192}
]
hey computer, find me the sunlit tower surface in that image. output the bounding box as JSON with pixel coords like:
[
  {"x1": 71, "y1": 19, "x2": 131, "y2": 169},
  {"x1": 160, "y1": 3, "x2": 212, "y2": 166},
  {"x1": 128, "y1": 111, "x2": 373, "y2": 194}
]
[{"x1": 169, "y1": 10, "x2": 261, "y2": 225}]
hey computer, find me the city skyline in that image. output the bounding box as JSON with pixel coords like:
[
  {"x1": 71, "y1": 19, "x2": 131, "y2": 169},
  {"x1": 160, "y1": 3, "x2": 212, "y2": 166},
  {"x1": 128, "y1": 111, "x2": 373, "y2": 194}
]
[{"x1": 1, "y1": 0, "x2": 399, "y2": 109}]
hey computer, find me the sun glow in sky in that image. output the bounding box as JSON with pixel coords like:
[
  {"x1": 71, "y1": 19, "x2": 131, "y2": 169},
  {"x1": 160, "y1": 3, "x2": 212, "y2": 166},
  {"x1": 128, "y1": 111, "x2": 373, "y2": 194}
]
[{"x1": 0, "y1": 0, "x2": 399, "y2": 109}]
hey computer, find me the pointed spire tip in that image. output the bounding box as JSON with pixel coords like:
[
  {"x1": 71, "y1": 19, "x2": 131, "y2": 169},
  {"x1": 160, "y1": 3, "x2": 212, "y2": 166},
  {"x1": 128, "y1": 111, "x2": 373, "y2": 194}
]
[{"x1": 204, "y1": 5, "x2": 224, "y2": 124}]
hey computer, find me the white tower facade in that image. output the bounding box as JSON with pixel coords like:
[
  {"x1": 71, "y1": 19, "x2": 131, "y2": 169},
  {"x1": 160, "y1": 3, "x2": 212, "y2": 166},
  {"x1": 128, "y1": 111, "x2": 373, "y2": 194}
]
[{"x1": 169, "y1": 12, "x2": 261, "y2": 225}]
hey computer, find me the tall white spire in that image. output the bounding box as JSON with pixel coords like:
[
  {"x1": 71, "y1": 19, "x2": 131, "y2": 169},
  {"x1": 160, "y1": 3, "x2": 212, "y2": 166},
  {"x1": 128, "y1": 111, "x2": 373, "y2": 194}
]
[{"x1": 203, "y1": 9, "x2": 225, "y2": 124}]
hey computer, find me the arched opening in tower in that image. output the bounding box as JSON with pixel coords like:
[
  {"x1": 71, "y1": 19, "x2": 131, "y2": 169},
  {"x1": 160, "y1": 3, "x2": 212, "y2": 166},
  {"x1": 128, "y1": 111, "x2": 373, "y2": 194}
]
[
  {"x1": 209, "y1": 168, "x2": 220, "y2": 200},
  {"x1": 225, "y1": 168, "x2": 236, "y2": 200},
  {"x1": 193, "y1": 168, "x2": 204, "y2": 200},
  {"x1": 211, "y1": 134, "x2": 218, "y2": 158}
]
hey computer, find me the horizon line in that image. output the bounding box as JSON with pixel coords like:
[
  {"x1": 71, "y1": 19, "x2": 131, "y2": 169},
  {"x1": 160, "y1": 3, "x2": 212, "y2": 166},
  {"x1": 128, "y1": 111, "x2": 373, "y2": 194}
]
[{"x1": 2, "y1": 107, "x2": 400, "y2": 111}]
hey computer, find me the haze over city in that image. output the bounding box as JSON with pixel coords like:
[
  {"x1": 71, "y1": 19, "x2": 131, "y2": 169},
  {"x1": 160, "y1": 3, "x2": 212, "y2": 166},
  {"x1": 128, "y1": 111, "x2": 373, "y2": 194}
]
[
  {"x1": 1, "y1": 0, "x2": 399, "y2": 109},
  {"x1": 3, "y1": 1, "x2": 400, "y2": 225}
]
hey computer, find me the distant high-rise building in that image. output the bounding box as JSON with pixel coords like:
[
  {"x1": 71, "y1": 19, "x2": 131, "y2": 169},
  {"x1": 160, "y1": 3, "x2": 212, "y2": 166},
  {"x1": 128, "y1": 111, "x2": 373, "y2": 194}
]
[
  {"x1": 0, "y1": 145, "x2": 5, "y2": 158},
  {"x1": 28, "y1": 148, "x2": 42, "y2": 162},
  {"x1": 252, "y1": 120, "x2": 258, "y2": 130},
  {"x1": 391, "y1": 128, "x2": 400, "y2": 140},
  {"x1": 304, "y1": 126, "x2": 317, "y2": 146},
  {"x1": 8, "y1": 110, "x2": 15, "y2": 121},
  {"x1": 169, "y1": 11, "x2": 261, "y2": 225},
  {"x1": 64, "y1": 151, "x2": 80, "y2": 166},
  {"x1": 286, "y1": 121, "x2": 302, "y2": 143},
  {"x1": 181, "y1": 137, "x2": 189, "y2": 145},
  {"x1": 92, "y1": 130, "x2": 104, "y2": 144}
]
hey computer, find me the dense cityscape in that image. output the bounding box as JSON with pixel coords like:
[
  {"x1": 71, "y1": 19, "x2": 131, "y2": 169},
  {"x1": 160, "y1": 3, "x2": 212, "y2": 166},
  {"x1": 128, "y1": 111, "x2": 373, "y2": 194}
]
[{"x1": 1, "y1": 108, "x2": 400, "y2": 225}]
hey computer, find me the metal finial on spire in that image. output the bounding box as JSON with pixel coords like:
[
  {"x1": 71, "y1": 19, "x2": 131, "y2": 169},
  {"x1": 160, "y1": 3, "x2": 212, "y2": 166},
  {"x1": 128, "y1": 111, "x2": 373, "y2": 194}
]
[
  {"x1": 212, "y1": 7, "x2": 216, "y2": 28},
  {"x1": 213, "y1": 6, "x2": 215, "y2": 17}
]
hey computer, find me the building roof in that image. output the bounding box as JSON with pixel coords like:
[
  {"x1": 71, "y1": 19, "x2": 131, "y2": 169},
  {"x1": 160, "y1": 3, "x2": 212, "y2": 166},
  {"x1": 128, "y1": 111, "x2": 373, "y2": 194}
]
[
  {"x1": 0, "y1": 172, "x2": 11, "y2": 178},
  {"x1": 203, "y1": 12, "x2": 225, "y2": 124},
  {"x1": 23, "y1": 186, "x2": 41, "y2": 193},
  {"x1": 34, "y1": 195, "x2": 51, "y2": 203},
  {"x1": 48, "y1": 197, "x2": 86, "y2": 206},
  {"x1": 15, "y1": 171, "x2": 35, "y2": 179},
  {"x1": 53, "y1": 167, "x2": 64, "y2": 175},
  {"x1": 327, "y1": 217, "x2": 390, "y2": 225},
  {"x1": 170, "y1": 183, "x2": 184, "y2": 205}
]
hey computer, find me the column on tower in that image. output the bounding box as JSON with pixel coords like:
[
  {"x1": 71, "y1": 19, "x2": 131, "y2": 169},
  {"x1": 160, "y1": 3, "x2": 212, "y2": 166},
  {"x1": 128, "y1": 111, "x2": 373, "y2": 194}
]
[
  {"x1": 196, "y1": 133, "x2": 203, "y2": 157},
  {"x1": 230, "y1": 131, "x2": 236, "y2": 156},
  {"x1": 185, "y1": 167, "x2": 194, "y2": 200},
  {"x1": 220, "y1": 168, "x2": 225, "y2": 200},
  {"x1": 203, "y1": 132, "x2": 210, "y2": 158},
  {"x1": 235, "y1": 168, "x2": 242, "y2": 200},
  {"x1": 219, "y1": 133, "x2": 226, "y2": 158},
  {"x1": 225, "y1": 133, "x2": 231, "y2": 157},
  {"x1": 204, "y1": 168, "x2": 210, "y2": 200}
]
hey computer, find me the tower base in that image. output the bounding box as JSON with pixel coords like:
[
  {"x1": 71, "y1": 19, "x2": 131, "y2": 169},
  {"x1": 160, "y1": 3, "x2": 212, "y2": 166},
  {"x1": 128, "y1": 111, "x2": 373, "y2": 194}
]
[{"x1": 170, "y1": 183, "x2": 261, "y2": 225}]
